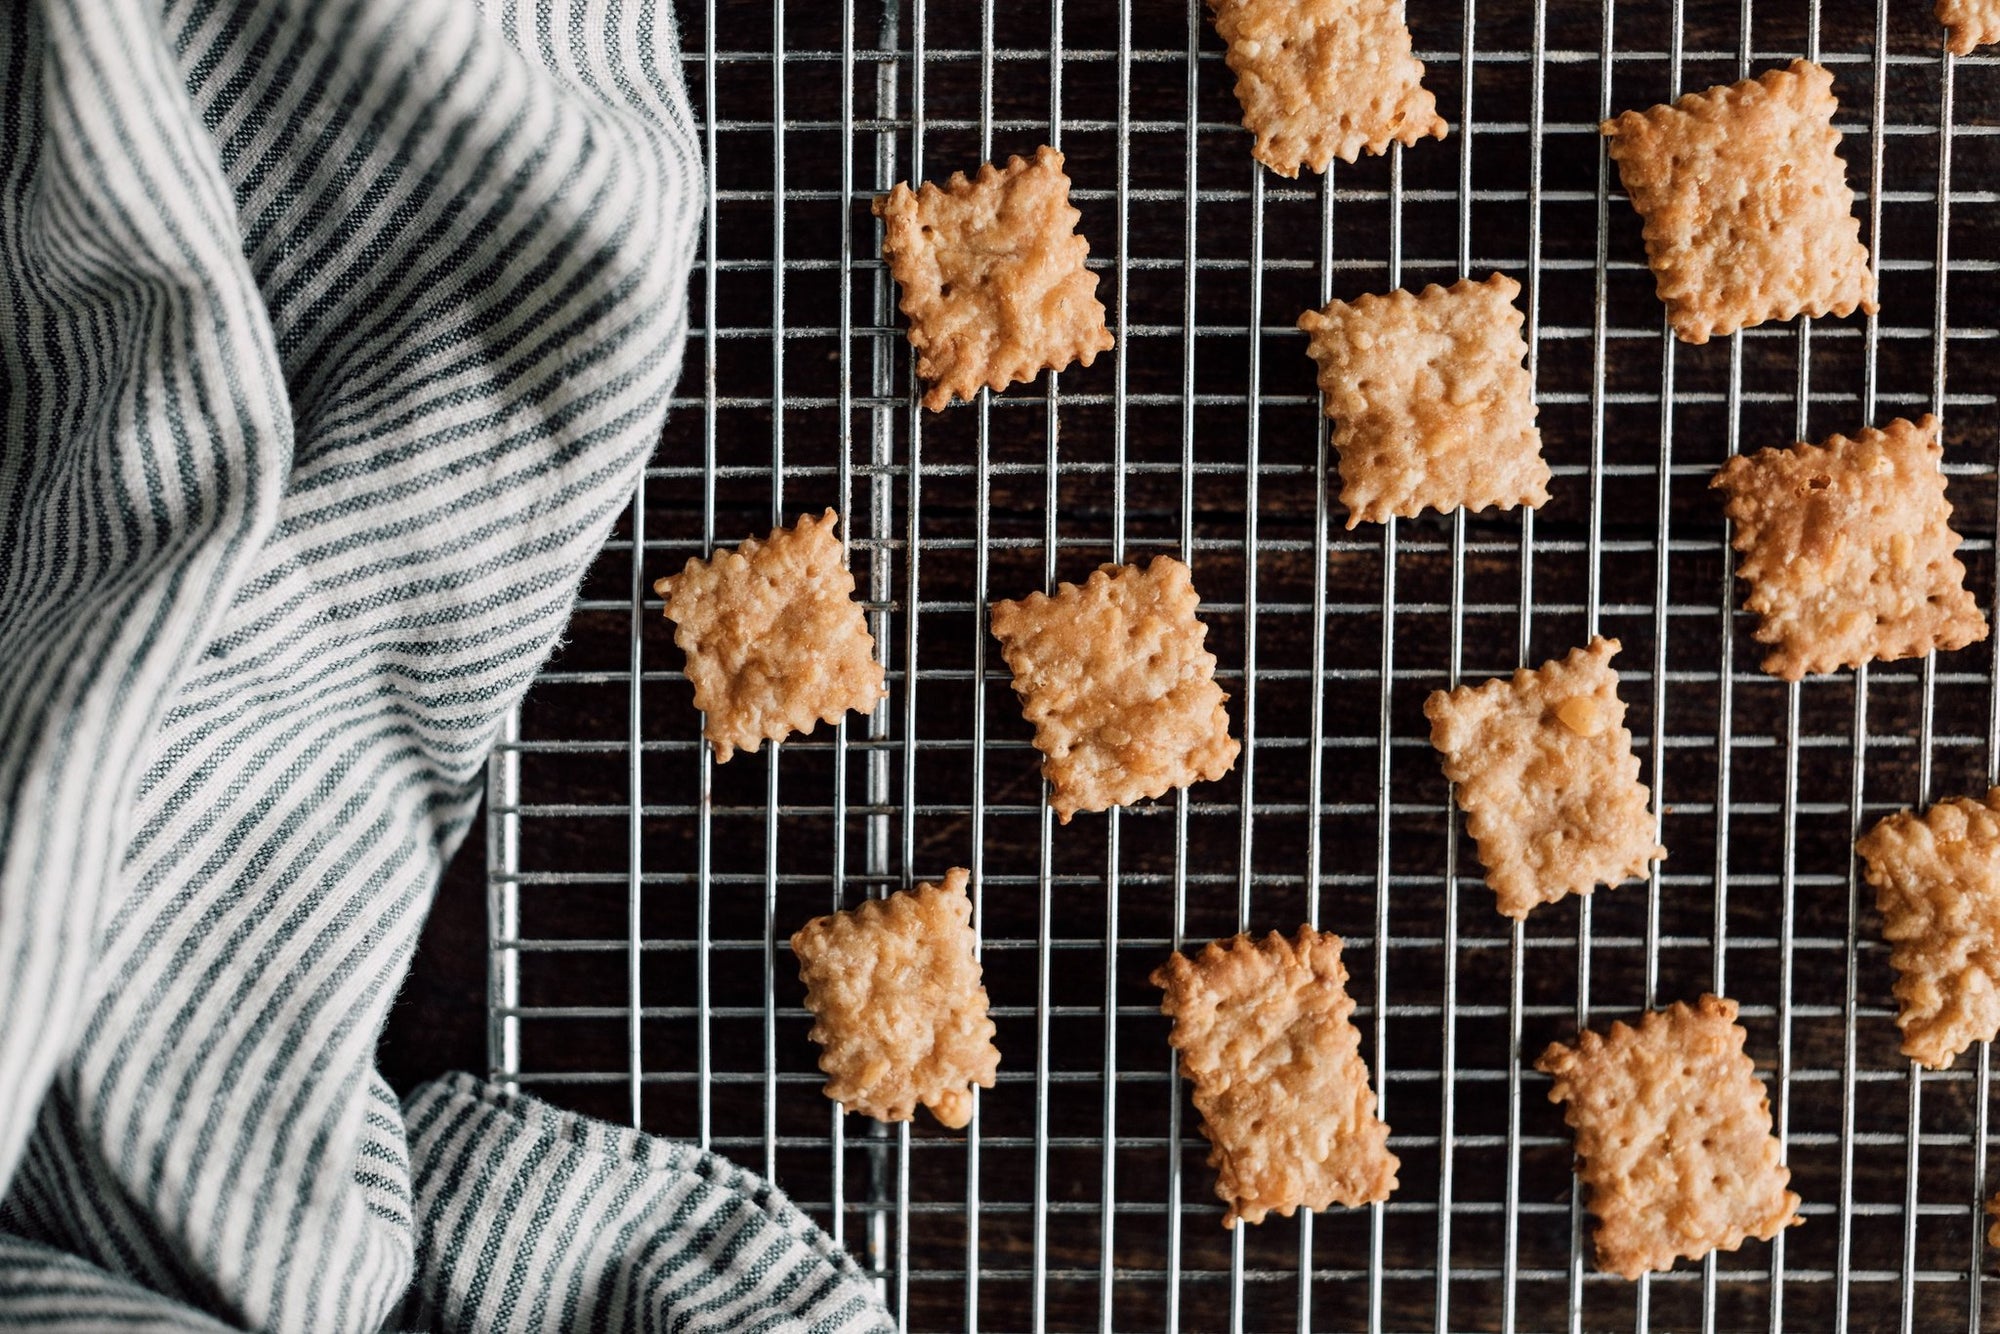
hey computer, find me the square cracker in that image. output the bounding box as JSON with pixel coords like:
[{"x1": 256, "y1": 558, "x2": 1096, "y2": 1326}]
[
  {"x1": 875, "y1": 145, "x2": 1114, "y2": 412},
  {"x1": 990, "y1": 555, "x2": 1238, "y2": 823},
  {"x1": 654, "y1": 509, "x2": 884, "y2": 763},
  {"x1": 790, "y1": 868, "x2": 999, "y2": 1129},
  {"x1": 1207, "y1": 0, "x2": 1446, "y2": 176},
  {"x1": 1938, "y1": 0, "x2": 2000, "y2": 55},
  {"x1": 1855, "y1": 788, "x2": 2000, "y2": 1070},
  {"x1": 1152, "y1": 926, "x2": 1398, "y2": 1227},
  {"x1": 1537, "y1": 995, "x2": 1802, "y2": 1279},
  {"x1": 1298, "y1": 272, "x2": 1551, "y2": 528},
  {"x1": 1424, "y1": 637, "x2": 1664, "y2": 919},
  {"x1": 1711, "y1": 415, "x2": 1987, "y2": 680},
  {"x1": 1602, "y1": 60, "x2": 1876, "y2": 343}
]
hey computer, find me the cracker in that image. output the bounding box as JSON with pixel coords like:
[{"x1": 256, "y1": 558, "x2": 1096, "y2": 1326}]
[
  {"x1": 1423, "y1": 637, "x2": 1663, "y2": 919},
  {"x1": 1989, "y1": 1190, "x2": 2000, "y2": 1250},
  {"x1": 1537, "y1": 995, "x2": 1803, "y2": 1279},
  {"x1": 990, "y1": 555, "x2": 1239, "y2": 823},
  {"x1": 1207, "y1": 0, "x2": 1446, "y2": 176},
  {"x1": 1855, "y1": 788, "x2": 2000, "y2": 1070},
  {"x1": 654, "y1": 509, "x2": 884, "y2": 763},
  {"x1": 1602, "y1": 60, "x2": 1876, "y2": 343},
  {"x1": 1152, "y1": 926, "x2": 1398, "y2": 1227},
  {"x1": 790, "y1": 868, "x2": 999, "y2": 1129},
  {"x1": 1298, "y1": 273, "x2": 1551, "y2": 528},
  {"x1": 874, "y1": 146, "x2": 1114, "y2": 412},
  {"x1": 1711, "y1": 415, "x2": 1987, "y2": 680},
  {"x1": 1938, "y1": 0, "x2": 2000, "y2": 55}
]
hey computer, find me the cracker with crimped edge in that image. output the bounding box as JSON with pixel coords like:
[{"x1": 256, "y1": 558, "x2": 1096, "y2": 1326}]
[
  {"x1": 1711, "y1": 415, "x2": 1986, "y2": 680},
  {"x1": 1855, "y1": 788, "x2": 2000, "y2": 1070},
  {"x1": 655, "y1": 509, "x2": 884, "y2": 763},
  {"x1": 1298, "y1": 272, "x2": 1550, "y2": 528},
  {"x1": 1206, "y1": 0, "x2": 1446, "y2": 176},
  {"x1": 1602, "y1": 60, "x2": 1876, "y2": 343},
  {"x1": 1152, "y1": 926, "x2": 1398, "y2": 1227},
  {"x1": 1423, "y1": 636, "x2": 1663, "y2": 919},
  {"x1": 1537, "y1": 995, "x2": 1802, "y2": 1280},
  {"x1": 990, "y1": 555, "x2": 1238, "y2": 823},
  {"x1": 1938, "y1": 0, "x2": 2000, "y2": 55},
  {"x1": 790, "y1": 868, "x2": 998, "y2": 1129},
  {"x1": 875, "y1": 145, "x2": 1113, "y2": 412}
]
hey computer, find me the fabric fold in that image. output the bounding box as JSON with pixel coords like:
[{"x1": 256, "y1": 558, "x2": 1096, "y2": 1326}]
[
  {"x1": 0, "y1": 0, "x2": 294, "y2": 1198},
  {"x1": 0, "y1": 1234, "x2": 243, "y2": 1332},
  {"x1": 0, "y1": 0, "x2": 891, "y2": 1330},
  {"x1": 399, "y1": 1076, "x2": 895, "y2": 1334}
]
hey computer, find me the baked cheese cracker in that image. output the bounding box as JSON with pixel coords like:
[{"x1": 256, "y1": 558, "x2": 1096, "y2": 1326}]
[
  {"x1": 1602, "y1": 60, "x2": 1876, "y2": 343},
  {"x1": 990, "y1": 555, "x2": 1238, "y2": 823},
  {"x1": 790, "y1": 868, "x2": 998, "y2": 1129},
  {"x1": 1537, "y1": 995, "x2": 1802, "y2": 1279},
  {"x1": 1152, "y1": 926, "x2": 1398, "y2": 1227},
  {"x1": 1424, "y1": 636, "x2": 1663, "y2": 919},
  {"x1": 875, "y1": 145, "x2": 1114, "y2": 411},
  {"x1": 654, "y1": 509, "x2": 884, "y2": 762},
  {"x1": 1206, "y1": 0, "x2": 1446, "y2": 176},
  {"x1": 1298, "y1": 273, "x2": 1551, "y2": 528},
  {"x1": 1855, "y1": 788, "x2": 2000, "y2": 1070},
  {"x1": 1711, "y1": 415, "x2": 1987, "y2": 680},
  {"x1": 1989, "y1": 1191, "x2": 2000, "y2": 1250},
  {"x1": 1938, "y1": 0, "x2": 2000, "y2": 55}
]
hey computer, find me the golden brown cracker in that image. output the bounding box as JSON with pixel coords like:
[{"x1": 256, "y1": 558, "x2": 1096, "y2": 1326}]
[
  {"x1": 1152, "y1": 926, "x2": 1398, "y2": 1227},
  {"x1": 875, "y1": 145, "x2": 1114, "y2": 411},
  {"x1": 1602, "y1": 60, "x2": 1876, "y2": 343},
  {"x1": 654, "y1": 509, "x2": 884, "y2": 762},
  {"x1": 790, "y1": 868, "x2": 999, "y2": 1129},
  {"x1": 1938, "y1": 0, "x2": 2000, "y2": 55},
  {"x1": 1423, "y1": 636, "x2": 1664, "y2": 920},
  {"x1": 1711, "y1": 415, "x2": 1987, "y2": 680},
  {"x1": 1537, "y1": 995, "x2": 1803, "y2": 1280},
  {"x1": 1298, "y1": 273, "x2": 1551, "y2": 528},
  {"x1": 1989, "y1": 1190, "x2": 2000, "y2": 1250},
  {"x1": 1207, "y1": 0, "x2": 1446, "y2": 176},
  {"x1": 990, "y1": 555, "x2": 1239, "y2": 823},
  {"x1": 1855, "y1": 788, "x2": 2000, "y2": 1070}
]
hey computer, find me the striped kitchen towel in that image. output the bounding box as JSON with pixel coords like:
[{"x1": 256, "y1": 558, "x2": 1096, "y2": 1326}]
[{"x1": 0, "y1": 1, "x2": 893, "y2": 1330}]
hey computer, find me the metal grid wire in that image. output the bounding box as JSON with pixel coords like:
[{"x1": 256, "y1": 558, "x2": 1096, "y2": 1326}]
[{"x1": 485, "y1": 0, "x2": 2000, "y2": 1327}]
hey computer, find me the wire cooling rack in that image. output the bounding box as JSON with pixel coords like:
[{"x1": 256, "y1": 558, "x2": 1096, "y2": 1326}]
[{"x1": 484, "y1": 0, "x2": 2000, "y2": 1328}]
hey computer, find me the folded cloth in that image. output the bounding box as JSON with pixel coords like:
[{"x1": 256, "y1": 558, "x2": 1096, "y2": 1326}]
[
  {"x1": 4, "y1": 1076, "x2": 892, "y2": 1334},
  {"x1": 398, "y1": 1076, "x2": 893, "y2": 1333},
  {"x1": 0, "y1": 0, "x2": 894, "y2": 1330}
]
